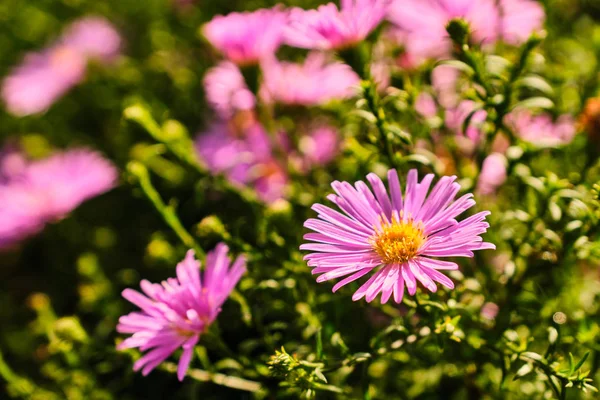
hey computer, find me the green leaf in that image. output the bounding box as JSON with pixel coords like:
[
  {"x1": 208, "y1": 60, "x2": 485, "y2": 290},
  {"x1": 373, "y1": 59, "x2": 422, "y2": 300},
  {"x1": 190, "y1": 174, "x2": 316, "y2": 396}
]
[
  {"x1": 436, "y1": 59, "x2": 475, "y2": 76},
  {"x1": 514, "y1": 97, "x2": 555, "y2": 111},
  {"x1": 573, "y1": 352, "x2": 590, "y2": 372},
  {"x1": 516, "y1": 76, "x2": 554, "y2": 96},
  {"x1": 513, "y1": 363, "x2": 533, "y2": 380}
]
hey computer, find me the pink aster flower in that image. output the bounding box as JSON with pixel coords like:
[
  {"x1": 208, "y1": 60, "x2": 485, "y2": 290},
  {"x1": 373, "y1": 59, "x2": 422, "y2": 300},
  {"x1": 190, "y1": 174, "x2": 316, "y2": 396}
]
[
  {"x1": 388, "y1": 0, "x2": 544, "y2": 65},
  {"x1": 2, "y1": 17, "x2": 121, "y2": 116},
  {"x1": 2, "y1": 46, "x2": 87, "y2": 116},
  {"x1": 477, "y1": 153, "x2": 508, "y2": 195},
  {"x1": 284, "y1": 0, "x2": 390, "y2": 50},
  {"x1": 117, "y1": 245, "x2": 246, "y2": 381},
  {"x1": 202, "y1": 7, "x2": 287, "y2": 65},
  {"x1": 498, "y1": 0, "x2": 545, "y2": 45},
  {"x1": 260, "y1": 53, "x2": 360, "y2": 106},
  {"x1": 445, "y1": 100, "x2": 488, "y2": 152},
  {"x1": 299, "y1": 125, "x2": 340, "y2": 167},
  {"x1": 195, "y1": 122, "x2": 288, "y2": 203},
  {"x1": 204, "y1": 62, "x2": 256, "y2": 119},
  {"x1": 415, "y1": 93, "x2": 438, "y2": 119},
  {"x1": 301, "y1": 169, "x2": 495, "y2": 303},
  {"x1": 0, "y1": 149, "x2": 117, "y2": 249},
  {"x1": 62, "y1": 17, "x2": 121, "y2": 62},
  {"x1": 505, "y1": 109, "x2": 576, "y2": 147}
]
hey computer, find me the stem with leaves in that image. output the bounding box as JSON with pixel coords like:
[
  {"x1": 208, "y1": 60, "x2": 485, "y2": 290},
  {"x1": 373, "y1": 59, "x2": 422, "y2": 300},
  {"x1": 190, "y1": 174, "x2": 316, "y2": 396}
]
[{"x1": 128, "y1": 161, "x2": 205, "y2": 258}]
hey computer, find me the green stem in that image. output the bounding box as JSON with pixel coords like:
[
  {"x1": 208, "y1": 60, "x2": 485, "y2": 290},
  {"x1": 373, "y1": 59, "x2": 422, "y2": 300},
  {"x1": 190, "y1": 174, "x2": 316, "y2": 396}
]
[
  {"x1": 128, "y1": 162, "x2": 205, "y2": 258},
  {"x1": 159, "y1": 362, "x2": 262, "y2": 393},
  {"x1": 124, "y1": 104, "x2": 261, "y2": 206},
  {"x1": 362, "y1": 83, "x2": 398, "y2": 169}
]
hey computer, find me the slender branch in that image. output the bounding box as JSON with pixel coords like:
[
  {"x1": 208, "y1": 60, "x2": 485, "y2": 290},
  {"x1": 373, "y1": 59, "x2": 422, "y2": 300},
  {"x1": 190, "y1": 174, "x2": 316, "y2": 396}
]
[
  {"x1": 124, "y1": 104, "x2": 261, "y2": 206},
  {"x1": 362, "y1": 82, "x2": 399, "y2": 169},
  {"x1": 160, "y1": 362, "x2": 262, "y2": 393},
  {"x1": 128, "y1": 161, "x2": 205, "y2": 258}
]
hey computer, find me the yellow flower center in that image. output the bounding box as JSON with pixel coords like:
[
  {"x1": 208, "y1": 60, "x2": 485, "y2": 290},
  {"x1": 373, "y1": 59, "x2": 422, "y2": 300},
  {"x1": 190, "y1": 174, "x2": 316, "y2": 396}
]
[{"x1": 371, "y1": 216, "x2": 425, "y2": 264}]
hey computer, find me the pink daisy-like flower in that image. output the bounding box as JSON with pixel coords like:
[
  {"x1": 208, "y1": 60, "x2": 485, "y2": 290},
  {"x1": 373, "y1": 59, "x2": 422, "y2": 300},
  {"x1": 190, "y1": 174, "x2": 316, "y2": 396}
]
[
  {"x1": 299, "y1": 125, "x2": 340, "y2": 167},
  {"x1": 62, "y1": 17, "x2": 122, "y2": 62},
  {"x1": 388, "y1": 0, "x2": 544, "y2": 65},
  {"x1": 0, "y1": 148, "x2": 118, "y2": 249},
  {"x1": 301, "y1": 169, "x2": 495, "y2": 303},
  {"x1": 505, "y1": 109, "x2": 576, "y2": 147},
  {"x1": 204, "y1": 62, "x2": 256, "y2": 119},
  {"x1": 260, "y1": 53, "x2": 360, "y2": 106},
  {"x1": 117, "y1": 245, "x2": 246, "y2": 381},
  {"x1": 2, "y1": 17, "x2": 121, "y2": 116},
  {"x1": 202, "y1": 7, "x2": 287, "y2": 66},
  {"x1": 498, "y1": 0, "x2": 545, "y2": 45},
  {"x1": 284, "y1": 0, "x2": 390, "y2": 50},
  {"x1": 2, "y1": 46, "x2": 87, "y2": 116},
  {"x1": 195, "y1": 122, "x2": 288, "y2": 203},
  {"x1": 445, "y1": 100, "x2": 488, "y2": 147},
  {"x1": 477, "y1": 153, "x2": 508, "y2": 195}
]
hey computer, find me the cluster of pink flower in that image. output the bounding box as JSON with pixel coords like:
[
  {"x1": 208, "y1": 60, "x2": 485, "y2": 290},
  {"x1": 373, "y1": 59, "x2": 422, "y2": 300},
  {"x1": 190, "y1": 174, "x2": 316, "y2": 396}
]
[
  {"x1": 416, "y1": 64, "x2": 576, "y2": 195},
  {"x1": 1, "y1": 17, "x2": 121, "y2": 116},
  {"x1": 0, "y1": 147, "x2": 117, "y2": 249}
]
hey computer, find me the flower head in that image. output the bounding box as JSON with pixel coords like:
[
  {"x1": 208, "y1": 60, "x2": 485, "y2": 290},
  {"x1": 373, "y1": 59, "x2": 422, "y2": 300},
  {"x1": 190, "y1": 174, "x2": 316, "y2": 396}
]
[
  {"x1": 285, "y1": 0, "x2": 389, "y2": 50},
  {"x1": 2, "y1": 17, "x2": 121, "y2": 116},
  {"x1": 299, "y1": 125, "x2": 340, "y2": 167},
  {"x1": 301, "y1": 169, "x2": 494, "y2": 303},
  {"x1": 2, "y1": 46, "x2": 87, "y2": 116},
  {"x1": 62, "y1": 17, "x2": 122, "y2": 62},
  {"x1": 195, "y1": 121, "x2": 287, "y2": 203},
  {"x1": 505, "y1": 109, "x2": 576, "y2": 147},
  {"x1": 204, "y1": 62, "x2": 256, "y2": 119},
  {"x1": 203, "y1": 7, "x2": 287, "y2": 65},
  {"x1": 261, "y1": 53, "x2": 359, "y2": 106},
  {"x1": 388, "y1": 0, "x2": 544, "y2": 65},
  {"x1": 477, "y1": 153, "x2": 508, "y2": 196},
  {"x1": 117, "y1": 245, "x2": 246, "y2": 380},
  {"x1": 445, "y1": 100, "x2": 488, "y2": 148},
  {"x1": 0, "y1": 149, "x2": 117, "y2": 249}
]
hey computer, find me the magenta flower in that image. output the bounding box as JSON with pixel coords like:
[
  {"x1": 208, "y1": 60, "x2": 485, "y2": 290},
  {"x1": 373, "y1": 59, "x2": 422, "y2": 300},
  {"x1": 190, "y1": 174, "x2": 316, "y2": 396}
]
[
  {"x1": 2, "y1": 17, "x2": 121, "y2": 116},
  {"x1": 498, "y1": 0, "x2": 545, "y2": 45},
  {"x1": 445, "y1": 100, "x2": 488, "y2": 148},
  {"x1": 0, "y1": 149, "x2": 117, "y2": 249},
  {"x1": 62, "y1": 17, "x2": 121, "y2": 62},
  {"x1": 204, "y1": 62, "x2": 256, "y2": 119},
  {"x1": 261, "y1": 53, "x2": 360, "y2": 106},
  {"x1": 388, "y1": 0, "x2": 544, "y2": 65},
  {"x1": 284, "y1": 0, "x2": 389, "y2": 50},
  {"x1": 195, "y1": 122, "x2": 288, "y2": 203},
  {"x1": 505, "y1": 109, "x2": 576, "y2": 147},
  {"x1": 2, "y1": 46, "x2": 87, "y2": 116},
  {"x1": 202, "y1": 7, "x2": 287, "y2": 65},
  {"x1": 415, "y1": 93, "x2": 438, "y2": 119},
  {"x1": 301, "y1": 169, "x2": 495, "y2": 303},
  {"x1": 117, "y1": 245, "x2": 246, "y2": 381},
  {"x1": 299, "y1": 125, "x2": 340, "y2": 167},
  {"x1": 477, "y1": 153, "x2": 508, "y2": 195}
]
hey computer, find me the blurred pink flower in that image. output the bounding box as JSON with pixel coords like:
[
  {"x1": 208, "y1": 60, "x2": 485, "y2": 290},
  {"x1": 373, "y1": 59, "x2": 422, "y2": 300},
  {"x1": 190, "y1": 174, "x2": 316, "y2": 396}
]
[
  {"x1": 499, "y1": 0, "x2": 545, "y2": 45},
  {"x1": 202, "y1": 7, "x2": 287, "y2": 65},
  {"x1": 2, "y1": 46, "x2": 87, "y2": 116},
  {"x1": 481, "y1": 302, "x2": 499, "y2": 320},
  {"x1": 0, "y1": 149, "x2": 118, "y2": 249},
  {"x1": 388, "y1": 0, "x2": 544, "y2": 65},
  {"x1": 285, "y1": 0, "x2": 389, "y2": 50},
  {"x1": 505, "y1": 110, "x2": 576, "y2": 147},
  {"x1": 415, "y1": 93, "x2": 438, "y2": 119},
  {"x1": 117, "y1": 245, "x2": 246, "y2": 380},
  {"x1": 477, "y1": 153, "x2": 508, "y2": 195},
  {"x1": 62, "y1": 17, "x2": 121, "y2": 62},
  {"x1": 0, "y1": 144, "x2": 27, "y2": 183},
  {"x1": 445, "y1": 100, "x2": 487, "y2": 152},
  {"x1": 261, "y1": 53, "x2": 360, "y2": 106},
  {"x1": 195, "y1": 122, "x2": 287, "y2": 203},
  {"x1": 2, "y1": 17, "x2": 121, "y2": 116},
  {"x1": 299, "y1": 125, "x2": 340, "y2": 167},
  {"x1": 204, "y1": 62, "x2": 256, "y2": 118},
  {"x1": 432, "y1": 65, "x2": 461, "y2": 108}
]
